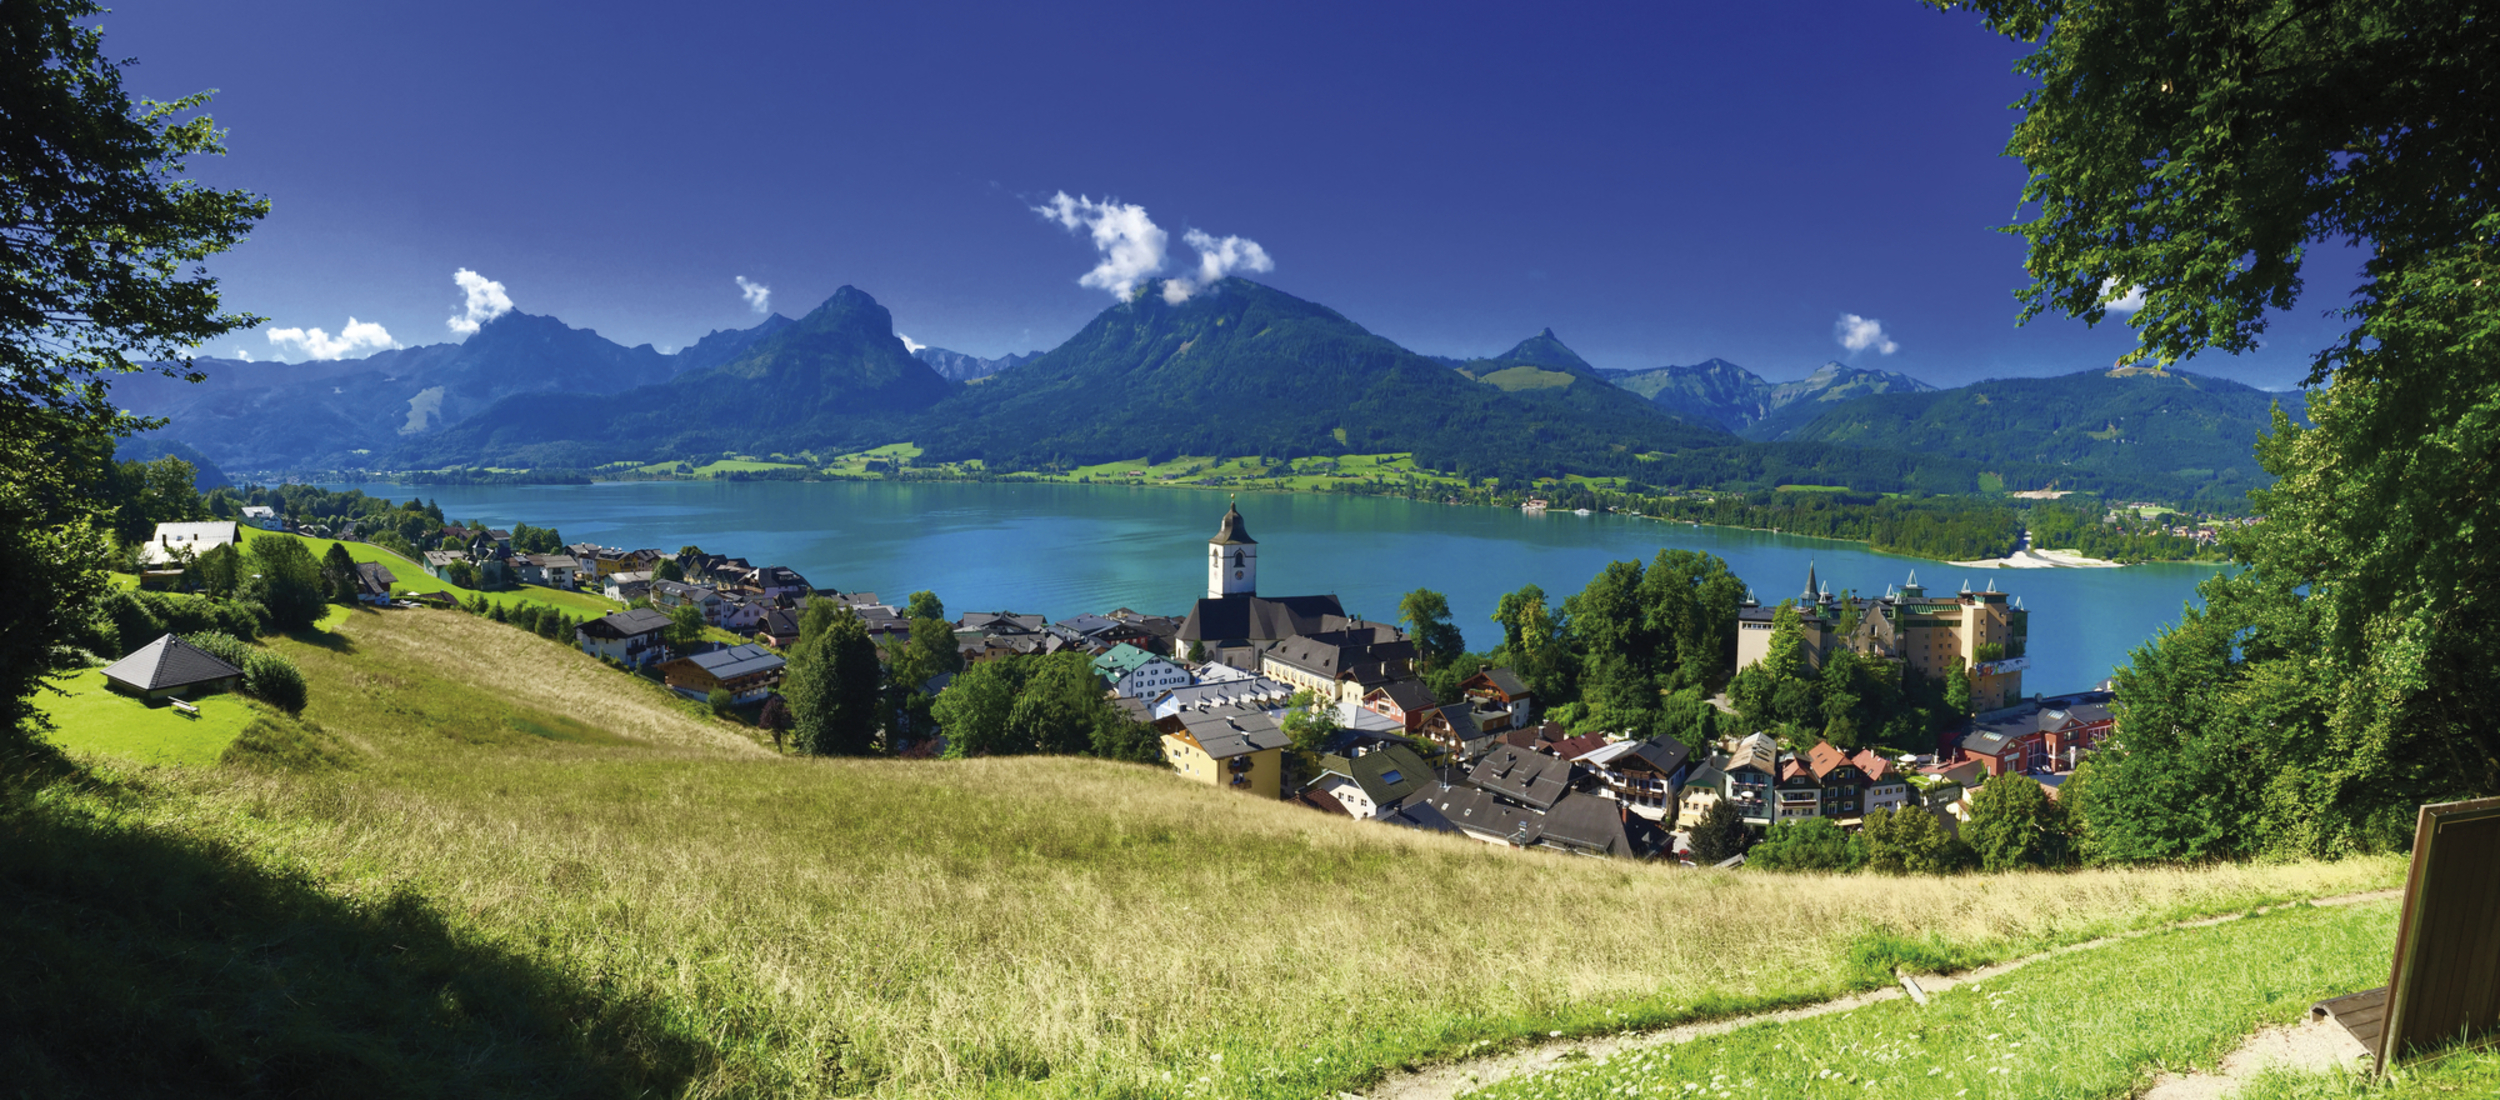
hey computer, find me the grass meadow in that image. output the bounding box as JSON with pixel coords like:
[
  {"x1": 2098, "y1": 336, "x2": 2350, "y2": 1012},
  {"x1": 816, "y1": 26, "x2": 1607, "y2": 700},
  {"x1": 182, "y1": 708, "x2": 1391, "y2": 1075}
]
[
  {"x1": 34, "y1": 667, "x2": 260, "y2": 765},
  {"x1": 1463, "y1": 899, "x2": 2403, "y2": 1100},
  {"x1": 9, "y1": 607, "x2": 2410, "y2": 1098},
  {"x1": 244, "y1": 527, "x2": 626, "y2": 617}
]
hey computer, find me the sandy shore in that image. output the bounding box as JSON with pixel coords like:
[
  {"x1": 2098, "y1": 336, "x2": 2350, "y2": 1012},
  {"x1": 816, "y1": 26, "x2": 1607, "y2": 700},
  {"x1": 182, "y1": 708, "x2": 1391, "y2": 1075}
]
[{"x1": 1948, "y1": 546, "x2": 2125, "y2": 569}]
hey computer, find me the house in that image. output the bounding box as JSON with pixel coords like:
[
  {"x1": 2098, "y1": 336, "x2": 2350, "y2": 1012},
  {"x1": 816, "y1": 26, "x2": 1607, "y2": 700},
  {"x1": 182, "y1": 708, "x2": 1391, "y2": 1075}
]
[
  {"x1": 140, "y1": 520, "x2": 238, "y2": 567},
  {"x1": 1466, "y1": 745, "x2": 1580, "y2": 812},
  {"x1": 1804, "y1": 740, "x2": 1872, "y2": 819},
  {"x1": 1722, "y1": 731, "x2": 1781, "y2": 828},
  {"x1": 1159, "y1": 707, "x2": 1290, "y2": 798},
  {"x1": 1574, "y1": 735, "x2": 1693, "y2": 820},
  {"x1": 1402, "y1": 783, "x2": 1666, "y2": 858},
  {"x1": 713, "y1": 592, "x2": 769, "y2": 634},
  {"x1": 99, "y1": 633, "x2": 244, "y2": 700},
  {"x1": 532, "y1": 554, "x2": 582, "y2": 590},
  {"x1": 1058, "y1": 613, "x2": 1156, "y2": 652},
  {"x1": 1679, "y1": 754, "x2": 1730, "y2": 824},
  {"x1": 759, "y1": 607, "x2": 803, "y2": 648},
  {"x1": 603, "y1": 570, "x2": 653, "y2": 604},
  {"x1": 651, "y1": 580, "x2": 726, "y2": 624},
  {"x1": 1957, "y1": 690, "x2": 2117, "y2": 775},
  {"x1": 1149, "y1": 677, "x2": 1296, "y2": 720},
  {"x1": 1458, "y1": 666, "x2": 1538, "y2": 729},
  {"x1": 1093, "y1": 644, "x2": 1192, "y2": 699},
  {"x1": 1359, "y1": 680, "x2": 1439, "y2": 733},
  {"x1": 351, "y1": 562, "x2": 398, "y2": 605},
  {"x1": 741, "y1": 566, "x2": 812, "y2": 601},
  {"x1": 1858, "y1": 750, "x2": 1913, "y2": 814},
  {"x1": 422, "y1": 549, "x2": 470, "y2": 583},
  {"x1": 1416, "y1": 703, "x2": 1505, "y2": 763},
  {"x1": 238, "y1": 504, "x2": 283, "y2": 531},
  {"x1": 1106, "y1": 608, "x2": 1187, "y2": 656},
  {"x1": 658, "y1": 644, "x2": 787, "y2": 703},
  {"x1": 577, "y1": 607, "x2": 674, "y2": 668},
  {"x1": 1259, "y1": 624, "x2": 1418, "y2": 705},
  {"x1": 1773, "y1": 758, "x2": 1824, "y2": 824},
  {"x1": 1306, "y1": 744, "x2": 1436, "y2": 820}
]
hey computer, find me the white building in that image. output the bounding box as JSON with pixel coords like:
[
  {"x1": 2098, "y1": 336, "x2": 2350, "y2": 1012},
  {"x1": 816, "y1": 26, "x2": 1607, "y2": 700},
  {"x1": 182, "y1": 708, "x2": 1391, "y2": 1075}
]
[
  {"x1": 238, "y1": 505, "x2": 284, "y2": 531},
  {"x1": 141, "y1": 520, "x2": 239, "y2": 566}
]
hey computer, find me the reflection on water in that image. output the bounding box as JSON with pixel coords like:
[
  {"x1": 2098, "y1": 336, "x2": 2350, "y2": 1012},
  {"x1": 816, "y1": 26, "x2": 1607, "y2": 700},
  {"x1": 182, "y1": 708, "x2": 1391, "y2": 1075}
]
[{"x1": 326, "y1": 480, "x2": 2220, "y2": 694}]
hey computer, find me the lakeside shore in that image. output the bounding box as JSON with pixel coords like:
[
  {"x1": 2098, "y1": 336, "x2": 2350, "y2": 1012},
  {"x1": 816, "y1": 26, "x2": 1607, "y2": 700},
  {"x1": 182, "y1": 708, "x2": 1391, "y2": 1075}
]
[{"x1": 1947, "y1": 546, "x2": 2127, "y2": 569}]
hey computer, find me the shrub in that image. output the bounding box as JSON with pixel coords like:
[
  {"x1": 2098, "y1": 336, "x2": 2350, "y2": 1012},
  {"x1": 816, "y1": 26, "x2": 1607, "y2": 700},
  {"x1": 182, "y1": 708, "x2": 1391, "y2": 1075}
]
[
  {"x1": 241, "y1": 651, "x2": 308, "y2": 712},
  {"x1": 221, "y1": 712, "x2": 349, "y2": 771},
  {"x1": 182, "y1": 631, "x2": 254, "y2": 671},
  {"x1": 707, "y1": 688, "x2": 733, "y2": 717}
]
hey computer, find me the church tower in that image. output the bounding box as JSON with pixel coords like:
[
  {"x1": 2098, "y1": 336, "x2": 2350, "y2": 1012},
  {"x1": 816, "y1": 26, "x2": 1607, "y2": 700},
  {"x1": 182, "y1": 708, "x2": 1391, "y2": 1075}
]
[{"x1": 1208, "y1": 500, "x2": 1258, "y2": 598}]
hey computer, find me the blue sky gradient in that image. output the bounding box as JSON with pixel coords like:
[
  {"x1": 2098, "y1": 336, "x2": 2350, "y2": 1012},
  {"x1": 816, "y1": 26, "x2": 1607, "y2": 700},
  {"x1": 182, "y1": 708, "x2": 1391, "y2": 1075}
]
[{"x1": 109, "y1": 1, "x2": 2344, "y2": 387}]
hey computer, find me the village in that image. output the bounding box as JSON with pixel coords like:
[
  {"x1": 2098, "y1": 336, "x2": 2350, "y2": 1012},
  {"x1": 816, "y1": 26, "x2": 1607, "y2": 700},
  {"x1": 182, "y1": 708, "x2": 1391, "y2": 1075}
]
[{"x1": 110, "y1": 498, "x2": 2112, "y2": 865}]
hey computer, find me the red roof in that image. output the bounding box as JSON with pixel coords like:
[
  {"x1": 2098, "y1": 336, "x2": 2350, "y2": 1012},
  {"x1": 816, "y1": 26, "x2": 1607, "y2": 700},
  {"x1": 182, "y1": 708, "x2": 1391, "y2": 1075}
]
[
  {"x1": 1807, "y1": 740, "x2": 1851, "y2": 780},
  {"x1": 1850, "y1": 748, "x2": 1895, "y2": 781}
]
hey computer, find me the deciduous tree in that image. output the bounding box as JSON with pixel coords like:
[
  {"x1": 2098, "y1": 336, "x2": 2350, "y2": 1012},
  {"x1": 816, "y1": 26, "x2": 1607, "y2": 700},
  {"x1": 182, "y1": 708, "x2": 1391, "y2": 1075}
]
[{"x1": 785, "y1": 604, "x2": 881, "y2": 756}]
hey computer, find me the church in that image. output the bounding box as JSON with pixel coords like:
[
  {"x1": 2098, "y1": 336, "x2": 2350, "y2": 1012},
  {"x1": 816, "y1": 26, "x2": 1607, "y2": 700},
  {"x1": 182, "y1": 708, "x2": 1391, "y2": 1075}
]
[{"x1": 1177, "y1": 501, "x2": 1349, "y2": 669}]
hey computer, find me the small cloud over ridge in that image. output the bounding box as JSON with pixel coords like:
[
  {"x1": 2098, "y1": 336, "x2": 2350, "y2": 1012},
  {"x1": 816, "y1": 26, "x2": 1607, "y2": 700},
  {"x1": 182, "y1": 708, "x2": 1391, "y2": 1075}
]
[
  {"x1": 267, "y1": 317, "x2": 399, "y2": 360},
  {"x1": 1032, "y1": 191, "x2": 1272, "y2": 303},
  {"x1": 1836, "y1": 313, "x2": 1898, "y2": 355},
  {"x1": 736, "y1": 275, "x2": 771, "y2": 314},
  {"x1": 448, "y1": 269, "x2": 513, "y2": 335}
]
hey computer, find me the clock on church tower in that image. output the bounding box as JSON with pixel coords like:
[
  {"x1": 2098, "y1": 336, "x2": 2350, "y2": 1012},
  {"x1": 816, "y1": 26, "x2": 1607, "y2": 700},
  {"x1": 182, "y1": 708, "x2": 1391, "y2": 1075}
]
[{"x1": 1207, "y1": 500, "x2": 1258, "y2": 598}]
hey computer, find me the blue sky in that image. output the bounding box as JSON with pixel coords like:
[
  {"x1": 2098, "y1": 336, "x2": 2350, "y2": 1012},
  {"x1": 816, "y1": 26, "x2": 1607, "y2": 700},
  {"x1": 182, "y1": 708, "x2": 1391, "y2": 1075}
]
[{"x1": 110, "y1": 1, "x2": 2341, "y2": 388}]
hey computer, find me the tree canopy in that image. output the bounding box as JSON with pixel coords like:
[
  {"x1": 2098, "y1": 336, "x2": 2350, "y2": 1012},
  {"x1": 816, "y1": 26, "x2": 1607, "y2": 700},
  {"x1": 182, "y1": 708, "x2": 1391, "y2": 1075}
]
[{"x1": 1940, "y1": 0, "x2": 2500, "y2": 854}]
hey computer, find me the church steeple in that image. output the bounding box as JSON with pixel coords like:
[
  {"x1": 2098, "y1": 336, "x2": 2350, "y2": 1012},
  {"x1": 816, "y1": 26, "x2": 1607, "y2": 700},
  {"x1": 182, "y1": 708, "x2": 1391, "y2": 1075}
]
[
  {"x1": 1208, "y1": 498, "x2": 1259, "y2": 598},
  {"x1": 1804, "y1": 560, "x2": 1819, "y2": 603}
]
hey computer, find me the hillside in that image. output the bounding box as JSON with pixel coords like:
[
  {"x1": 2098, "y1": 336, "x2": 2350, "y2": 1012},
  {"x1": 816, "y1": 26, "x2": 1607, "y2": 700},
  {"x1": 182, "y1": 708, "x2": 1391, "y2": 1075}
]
[
  {"x1": 1771, "y1": 368, "x2": 2308, "y2": 502},
  {"x1": 914, "y1": 346, "x2": 1040, "y2": 383},
  {"x1": 913, "y1": 279, "x2": 1734, "y2": 478},
  {"x1": 110, "y1": 310, "x2": 713, "y2": 470},
  {"x1": 1602, "y1": 359, "x2": 1936, "y2": 432},
  {"x1": 393, "y1": 287, "x2": 956, "y2": 469},
  {"x1": 7, "y1": 606, "x2": 2400, "y2": 1098}
]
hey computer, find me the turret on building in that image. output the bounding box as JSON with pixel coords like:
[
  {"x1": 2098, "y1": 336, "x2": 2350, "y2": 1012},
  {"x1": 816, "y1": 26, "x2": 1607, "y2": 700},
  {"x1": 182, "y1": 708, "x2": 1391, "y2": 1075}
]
[{"x1": 1736, "y1": 564, "x2": 2029, "y2": 711}]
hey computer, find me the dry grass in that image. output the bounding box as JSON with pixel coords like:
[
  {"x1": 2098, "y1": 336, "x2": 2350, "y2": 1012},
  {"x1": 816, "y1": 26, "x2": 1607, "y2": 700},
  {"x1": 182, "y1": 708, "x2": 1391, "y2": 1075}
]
[{"x1": 81, "y1": 609, "x2": 2404, "y2": 1098}]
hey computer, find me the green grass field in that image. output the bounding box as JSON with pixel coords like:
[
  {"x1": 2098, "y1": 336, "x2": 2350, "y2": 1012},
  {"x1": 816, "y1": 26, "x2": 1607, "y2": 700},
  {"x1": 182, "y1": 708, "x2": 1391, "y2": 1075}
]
[
  {"x1": 34, "y1": 668, "x2": 261, "y2": 766},
  {"x1": 1467, "y1": 900, "x2": 2403, "y2": 1100},
  {"x1": 3, "y1": 605, "x2": 2415, "y2": 1098},
  {"x1": 243, "y1": 528, "x2": 623, "y2": 618}
]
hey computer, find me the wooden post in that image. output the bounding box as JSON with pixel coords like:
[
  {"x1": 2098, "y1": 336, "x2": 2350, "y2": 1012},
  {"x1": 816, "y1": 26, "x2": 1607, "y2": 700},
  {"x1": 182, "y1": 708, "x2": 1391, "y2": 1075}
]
[{"x1": 2374, "y1": 796, "x2": 2500, "y2": 1072}]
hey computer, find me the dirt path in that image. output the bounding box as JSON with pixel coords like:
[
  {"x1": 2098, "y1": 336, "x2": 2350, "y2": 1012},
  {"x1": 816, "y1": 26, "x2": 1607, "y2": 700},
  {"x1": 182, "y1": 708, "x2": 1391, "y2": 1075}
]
[{"x1": 1352, "y1": 889, "x2": 2399, "y2": 1100}]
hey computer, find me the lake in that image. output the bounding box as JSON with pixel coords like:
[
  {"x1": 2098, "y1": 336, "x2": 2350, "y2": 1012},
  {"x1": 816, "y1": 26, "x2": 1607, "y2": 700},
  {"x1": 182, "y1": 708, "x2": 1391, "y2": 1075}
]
[{"x1": 325, "y1": 479, "x2": 2220, "y2": 694}]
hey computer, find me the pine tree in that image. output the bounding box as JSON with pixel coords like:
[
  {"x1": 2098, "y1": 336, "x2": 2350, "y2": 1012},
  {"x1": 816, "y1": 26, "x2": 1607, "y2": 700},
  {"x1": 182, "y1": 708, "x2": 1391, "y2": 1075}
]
[{"x1": 1687, "y1": 798, "x2": 1747, "y2": 864}]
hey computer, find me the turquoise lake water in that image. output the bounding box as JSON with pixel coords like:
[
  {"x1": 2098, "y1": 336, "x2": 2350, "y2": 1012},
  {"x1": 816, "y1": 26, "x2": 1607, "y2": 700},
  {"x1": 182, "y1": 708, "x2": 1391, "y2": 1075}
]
[{"x1": 326, "y1": 480, "x2": 2221, "y2": 694}]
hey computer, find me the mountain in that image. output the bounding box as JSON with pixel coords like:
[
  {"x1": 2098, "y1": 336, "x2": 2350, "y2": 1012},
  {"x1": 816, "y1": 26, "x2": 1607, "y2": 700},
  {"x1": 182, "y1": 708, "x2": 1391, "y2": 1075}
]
[
  {"x1": 912, "y1": 280, "x2": 1733, "y2": 475},
  {"x1": 1450, "y1": 328, "x2": 1615, "y2": 392},
  {"x1": 113, "y1": 436, "x2": 232, "y2": 489},
  {"x1": 1600, "y1": 359, "x2": 1936, "y2": 433},
  {"x1": 111, "y1": 310, "x2": 789, "y2": 470},
  {"x1": 674, "y1": 314, "x2": 796, "y2": 373},
  {"x1": 914, "y1": 346, "x2": 1040, "y2": 384},
  {"x1": 1742, "y1": 362, "x2": 1940, "y2": 440},
  {"x1": 1772, "y1": 367, "x2": 2306, "y2": 501},
  {"x1": 394, "y1": 287, "x2": 955, "y2": 469}
]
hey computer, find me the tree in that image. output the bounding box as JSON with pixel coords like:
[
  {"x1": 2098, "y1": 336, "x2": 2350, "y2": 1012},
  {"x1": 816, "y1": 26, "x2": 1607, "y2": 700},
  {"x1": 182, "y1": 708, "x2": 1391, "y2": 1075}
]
[
  {"x1": 904, "y1": 590, "x2": 946, "y2": 622},
  {"x1": 1398, "y1": 588, "x2": 1467, "y2": 676},
  {"x1": 758, "y1": 695, "x2": 793, "y2": 751},
  {"x1": 320, "y1": 542, "x2": 358, "y2": 603},
  {"x1": 0, "y1": 0, "x2": 266, "y2": 743},
  {"x1": 1964, "y1": 773, "x2": 2068, "y2": 872},
  {"x1": 1858, "y1": 806, "x2": 1970, "y2": 876},
  {"x1": 784, "y1": 604, "x2": 882, "y2": 756},
  {"x1": 1941, "y1": 656, "x2": 1972, "y2": 720},
  {"x1": 1935, "y1": 0, "x2": 2500, "y2": 855},
  {"x1": 1007, "y1": 651, "x2": 1106, "y2": 755},
  {"x1": 445, "y1": 558, "x2": 477, "y2": 589},
  {"x1": 244, "y1": 536, "x2": 325, "y2": 633},
  {"x1": 884, "y1": 613, "x2": 965, "y2": 739},
  {"x1": 1687, "y1": 797, "x2": 1748, "y2": 864},
  {"x1": 1746, "y1": 817, "x2": 1858, "y2": 872},
  {"x1": 933, "y1": 659, "x2": 1025, "y2": 757},
  {"x1": 664, "y1": 603, "x2": 706, "y2": 651},
  {"x1": 654, "y1": 559, "x2": 684, "y2": 582},
  {"x1": 1280, "y1": 688, "x2": 1342, "y2": 779}
]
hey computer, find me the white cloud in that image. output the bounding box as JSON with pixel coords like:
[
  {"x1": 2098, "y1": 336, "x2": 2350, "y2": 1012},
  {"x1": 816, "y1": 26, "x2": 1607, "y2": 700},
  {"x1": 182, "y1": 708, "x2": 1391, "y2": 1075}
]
[
  {"x1": 266, "y1": 317, "x2": 400, "y2": 360},
  {"x1": 1034, "y1": 192, "x2": 1169, "y2": 298},
  {"x1": 447, "y1": 268, "x2": 514, "y2": 334},
  {"x1": 898, "y1": 332, "x2": 926, "y2": 353},
  {"x1": 736, "y1": 275, "x2": 772, "y2": 314},
  {"x1": 1836, "y1": 313, "x2": 1899, "y2": 355},
  {"x1": 1032, "y1": 191, "x2": 1275, "y2": 304},
  {"x1": 233, "y1": 347, "x2": 253, "y2": 362},
  {"x1": 1163, "y1": 229, "x2": 1275, "y2": 304},
  {"x1": 2102, "y1": 278, "x2": 2148, "y2": 314}
]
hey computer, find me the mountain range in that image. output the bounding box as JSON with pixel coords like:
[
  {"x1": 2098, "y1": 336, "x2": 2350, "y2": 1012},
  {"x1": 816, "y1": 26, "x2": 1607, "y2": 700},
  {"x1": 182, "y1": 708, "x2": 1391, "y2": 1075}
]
[{"x1": 115, "y1": 280, "x2": 2302, "y2": 503}]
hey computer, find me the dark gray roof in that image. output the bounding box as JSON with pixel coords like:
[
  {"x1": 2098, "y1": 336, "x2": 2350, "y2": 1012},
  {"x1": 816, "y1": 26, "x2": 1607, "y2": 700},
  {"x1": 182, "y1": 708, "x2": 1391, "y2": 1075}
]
[
  {"x1": 1210, "y1": 502, "x2": 1257, "y2": 546},
  {"x1": 101, "y1": 634, "x2": 243, "y2": 691},
  {"x1": 1616, "y1": 735, "x2": 1692, "y2": 778},
  {"x1": 1381, "y1": 796, "x2": 1465, "y2": 836},
  {"x1": 1178, "y1": 709, "x2": 1290, "y2": 760},
  {"x1": 1365, "y1": 679, "x2": 1437, "y2": 712},
  {"x1": 1338, "y1": 745, "x2": 1435, "y2": 807},
  {"x1": 671, "y1": 644, "x2": 785, "y2": 682},
  {"x1": 1178, "y1": 593, "x2": 1344, "y2": 644},
  {"x1": 1410, "y1": 785, "x2": 1542, "y2": 842},
  {"x1": 1466, "y1": 745, "x2": 1578, "y2": 811},
  {"x1": 1468, "y1": 666, "x2": 1533, "y2": 698},
  {"x1": 1537, "y1": 792, "x2": 1665, "y2": 858},
  {"x1": 354, "y1": 561, "x2": 397, "y2": 595},
  {"x1": 581, "y1": 607, "x2": 674, "y2": 640},
  {"x1": 1263, "y1": 629, "x2": 1416, "y2": 686}
]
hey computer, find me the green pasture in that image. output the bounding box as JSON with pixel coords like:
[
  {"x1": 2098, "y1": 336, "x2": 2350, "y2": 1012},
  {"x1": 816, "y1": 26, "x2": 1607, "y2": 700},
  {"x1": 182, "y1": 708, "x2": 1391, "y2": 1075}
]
[{"x1": 34, "y1": 668, "x2": 260, "y2": 767}]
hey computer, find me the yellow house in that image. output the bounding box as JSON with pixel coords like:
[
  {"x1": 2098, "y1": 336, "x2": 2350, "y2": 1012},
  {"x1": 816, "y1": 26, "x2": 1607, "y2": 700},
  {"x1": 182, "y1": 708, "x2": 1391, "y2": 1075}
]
[{"x1": 1159, "y1": 709, "x2": 1288, "y2": 799}]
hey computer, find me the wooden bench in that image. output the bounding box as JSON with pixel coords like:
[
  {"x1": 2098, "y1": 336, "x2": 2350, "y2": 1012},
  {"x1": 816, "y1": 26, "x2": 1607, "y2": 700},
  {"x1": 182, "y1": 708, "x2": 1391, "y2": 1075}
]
[
  {"x1": 168, "y1": 698, "x2": 199, "y2": 716},
  {"x1": 2311, "y1": 796, "x2": 2500, "y2": 1073}
]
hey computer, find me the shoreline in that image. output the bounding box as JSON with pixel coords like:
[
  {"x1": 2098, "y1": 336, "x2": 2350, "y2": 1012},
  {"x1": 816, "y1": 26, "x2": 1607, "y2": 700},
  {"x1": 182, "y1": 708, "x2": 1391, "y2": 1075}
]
[{"x1": 1947, "y1": 546, "x2": 2126, "y2": 569}]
